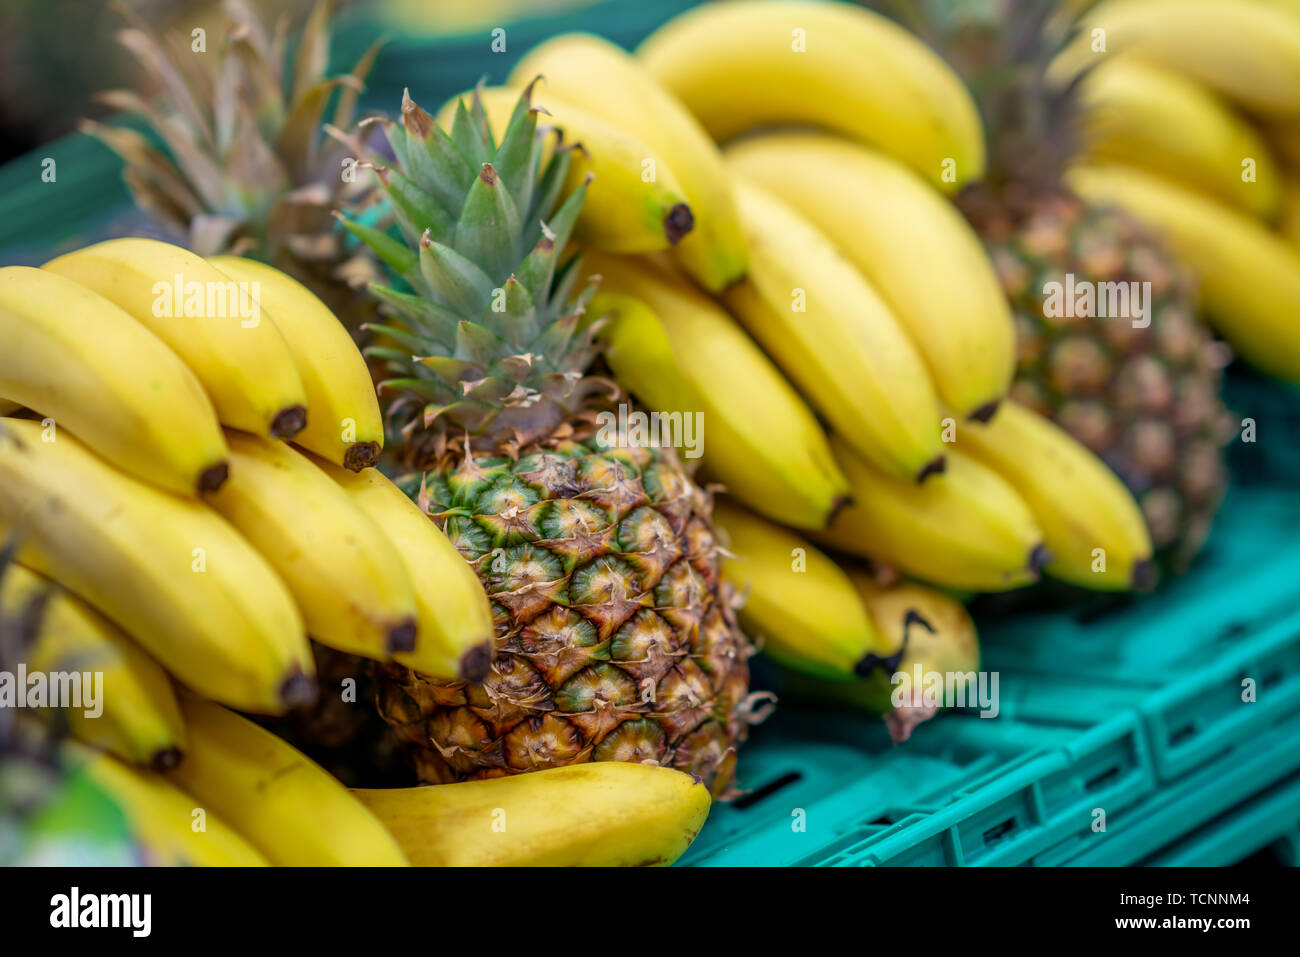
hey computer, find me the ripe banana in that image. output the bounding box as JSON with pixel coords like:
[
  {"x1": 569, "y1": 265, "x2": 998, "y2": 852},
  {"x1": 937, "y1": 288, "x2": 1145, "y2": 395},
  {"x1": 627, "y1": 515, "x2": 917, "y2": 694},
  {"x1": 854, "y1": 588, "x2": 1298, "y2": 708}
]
[
  {"x1": 164, "y1": 694, "x2": 408, "y2": 866},
  {"x1": 0, "y1": 417, "x2": 313, "y2": 713},
  {"x1": 585, "y1": 256, "x2": 850, "y2": 530},
  {"x1": 70, "y1": 744, "x2": 268, "y2": 866},
  {"x1": 954, "y1": 399, "x2": 1154, "y2": 590},
  {"x1": 725, "y1": 133, "x2": 1014, "y2": 420},
  {"x1": 724, "y1": 179, "x2": 944, "y2": 481},
  {"x1": 773, "y1": 573, "x2": 979, "y2": 742},
  {"x1": 0, "y1": 266, "x2": 229, "y2": 496},
  {"x1": 1, "y1": 561, "x2": 184, "y2": 770},
  {"x1": 208, "y1": 430, "x2": 419, "y2": 662},
  {"x1": 43, "y1": 238, "x2": 309, "y2": 439},
  {"x1": 1050, "y1": 0, "x2": 1300, "y2": 116},
  {"x1": 816, "y1": 434, "x2": 1047, "y2": 592},
  {"x1": 1068, "y1": 163, "x2": 1300, "y2": 382},
  {"x1": 353, "y1": 762, "x2": 710, "y2": 866},
  {"x1": 0, "y1": 400, "x2": 20, "y2": 416},
  {"x1": 1076, "y1": 58, "x2": 1282, "y2": 220},
  {"x1": 637, "y1": 0, "x2": 986, "y2": 193},
  {"x1": 208, "y1": 256, "x2": 383, "y2": 471},
  {"x1": 509, "y1": 34, "x2": 746, "y2": 292},
  {"x1": 712, "y1": 498, "x2": 900, "y2": 700},
  {"x1": 305, "y1": 453, "x2": 495, "y2": 680},
  {"x1": 433, "y1": 85, "x2": 694, "y2": 254}
]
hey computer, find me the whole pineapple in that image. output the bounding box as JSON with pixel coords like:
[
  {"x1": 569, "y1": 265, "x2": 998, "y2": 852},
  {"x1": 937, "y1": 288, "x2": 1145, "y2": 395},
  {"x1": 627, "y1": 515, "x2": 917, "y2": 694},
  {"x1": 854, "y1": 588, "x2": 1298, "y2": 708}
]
[
  {"x1": 86, "y1": 0, "x2": 382, "y2": 318},
  {"x1": 893, "y1": 0, "x2": 1234, "y2": 573},
  {"x1": 345, "y1": 86, "x2": 758, "y2": 795}
]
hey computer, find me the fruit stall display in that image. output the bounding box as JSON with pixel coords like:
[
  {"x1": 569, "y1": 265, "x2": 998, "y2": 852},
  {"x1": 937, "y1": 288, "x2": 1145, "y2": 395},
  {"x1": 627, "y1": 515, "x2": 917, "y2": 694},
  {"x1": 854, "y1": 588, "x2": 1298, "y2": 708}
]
[{"x1": 1, "y1": 0, "x2": 1299, "y2": 867}]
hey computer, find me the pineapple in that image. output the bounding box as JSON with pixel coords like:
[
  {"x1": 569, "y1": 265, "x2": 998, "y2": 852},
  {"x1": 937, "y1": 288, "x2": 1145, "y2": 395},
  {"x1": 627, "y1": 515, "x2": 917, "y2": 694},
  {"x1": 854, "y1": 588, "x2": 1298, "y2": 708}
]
[
  {"x1": 888, "y1": 0, "x2": 1234, "y2": 574},
  {"x1": 344, "y1": 86, "x2": 759, "y2": 795},
  {"x1": 86, "y1": 0, "x2": 382, "y2": 317}
]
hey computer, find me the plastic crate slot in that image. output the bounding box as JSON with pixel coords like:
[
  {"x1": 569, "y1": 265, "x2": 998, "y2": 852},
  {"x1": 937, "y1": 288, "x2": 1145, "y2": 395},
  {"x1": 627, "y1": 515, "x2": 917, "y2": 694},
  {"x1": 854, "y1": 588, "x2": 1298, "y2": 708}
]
[
  {"x1": 729, "y1": 771, "x2": 803, "y2": 810},
  {"x1": 1084, "y1": 765, "x2": 1121, "y2": 792},
  {"x1": 1167, "y1": 719, "x2": 1199, "y2": 746},
  {"x1": 982, "y1": 817, "x2": 1017, "y2": 845}
]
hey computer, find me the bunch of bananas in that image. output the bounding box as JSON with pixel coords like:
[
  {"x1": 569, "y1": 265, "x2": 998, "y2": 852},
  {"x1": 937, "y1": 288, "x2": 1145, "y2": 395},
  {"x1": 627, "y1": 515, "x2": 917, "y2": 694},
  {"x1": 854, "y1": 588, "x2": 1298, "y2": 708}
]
[
  {"x1": 1052, "y1": 0, "x2": 1300, "y2": 381},
  {"x1": 0, "y1": 239, "x2": 711, "y2": 867}
]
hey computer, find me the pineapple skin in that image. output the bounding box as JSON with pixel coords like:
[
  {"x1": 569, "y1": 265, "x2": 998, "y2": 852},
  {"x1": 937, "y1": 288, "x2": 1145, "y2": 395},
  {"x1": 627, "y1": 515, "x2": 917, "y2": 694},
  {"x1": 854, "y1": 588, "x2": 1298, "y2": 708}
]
[
  {"x1": 962, "y1": 188, "x2": 1234, "y2": 571},
  {"x1": 377, "y1": 426, "x2": 755, "y2": 796}
]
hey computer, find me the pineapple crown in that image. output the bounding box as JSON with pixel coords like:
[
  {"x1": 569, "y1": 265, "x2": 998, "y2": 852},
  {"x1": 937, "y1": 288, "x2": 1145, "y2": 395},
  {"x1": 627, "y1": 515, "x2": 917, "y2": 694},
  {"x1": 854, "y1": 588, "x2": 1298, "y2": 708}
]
[
  {"x1": 85, "y1": 0, "x2": 381, "y2": 261},
  {"x1": 868, "y1": 0, "x2": 1087, "y2": 197},
  {"x1": 341, "y1": 83, "x2": 612, "y2": 457}
]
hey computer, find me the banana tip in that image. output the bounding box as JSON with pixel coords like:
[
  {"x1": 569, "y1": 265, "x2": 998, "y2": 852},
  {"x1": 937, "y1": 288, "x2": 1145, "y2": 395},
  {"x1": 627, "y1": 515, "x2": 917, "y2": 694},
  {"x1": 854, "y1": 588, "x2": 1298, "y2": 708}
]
[
  {"x1": 458, "y1": 639, "x2": 494, "y2": 682},
  {"x1": 1131, "y1": 558, "x2": 1158, "y2": 592},
  {"x1": 915, "y1": 455, "x2": 947, "y2": 483},
  {"x1": 197, "y1": 461, "x2": 230, "y2": 494},
  {"x1": 968, "y1": 400, "x2": 1001, "y2": 424},
  {"x1": 1028, "y1": 544, "x2": 1053, "y2": 574},
  {"x1": 279, "y1": 669, "x2": 318, "y2": 709},
  {"x1": 664, "y1": 203, "x2": 695, "y2": 245},
  {"x1": 343, "y1": 441, "x2": 382, "y2": 472},
  {"x1": 386, "y1": 619, "x2": 418, "y2": 654},
  {"x1": 827, "y1": 494, "x2": 854, "y2": 523},
  {"x1": 149, "y1": 747, "x2": 183, "y2": 772},
  {"x1": 269, "y1": 405, "x2": 308, "y2": 440}
]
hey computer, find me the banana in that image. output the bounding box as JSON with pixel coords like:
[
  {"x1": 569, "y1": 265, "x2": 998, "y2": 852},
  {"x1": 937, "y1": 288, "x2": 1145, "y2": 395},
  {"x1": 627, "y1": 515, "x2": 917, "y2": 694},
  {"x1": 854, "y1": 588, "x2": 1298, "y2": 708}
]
[
  {"x1": 816, "y1": 434, "x2": 1047, "y2": 592},
  {"x1": 723, "y1": 179, "x2": 944, "y2": 481},
  {"x1": 1050, "y1": 0, "x2": 1300, "y2": 116},
  {"x1": 352, "y1": 762, "x2": 709, "y2": 866},
  {"x1": 712, "y1": 499, "x2": 900, "y2": 698},
  {"x1": 43, "y1": 238, "x2": 309, "y2": 440},
  {"x1": 773, "y1": 573, "x2": 980, "y2": 742},
  {"x1": 208, "y1": 430, "x2": 419, "y2": 662},
  {"x1": 637, "y1": 0, "x2": 986, "y2": 193},
  {"x1": 0, "y1": 400, "x2": 20, "y2": 416},
  {"x1": 433, "y1": 85, "x2": 694, "y2": 254},
  {"x1": 1282, "y1": 178, "x2": 1300, "y2": 249},
  {"x1": 1068, "y1": 163, "x2": 1300, "y2": 382},
  {"x1": 0, "y1": 266, "x2": 229, "y2": 496},
  {"x1": 70, "y1": 744, "x2": 268, "y2": 866},
  {"x1": 954, "y1": 399, "x2": 1154, "y2": 590},
  {"x1": 1, "y1": 561, "x2": 184, "y2": 769},
  {"x1": 1076, "y1": 58, "x2": 1282, "y2": 220},
  {"x1": 0, "y1": 418, "x2": 313, "y2": 713},
  {"x1": 164, "y1": 694, "x2": 408, "y2": 866},
  {"x1": 208, "y1": 256, "x2": 383, "y2": 471},
  {"x1": 1268, "y1": 122, "x2": 1300, "y2": 168},
  {"x1": 585, "y1": 256, "x2": 850, "y2": 530},
  {"x1": 305, "y1": 453, "x2": 495, "y2": 680},
  {"x1": 725, "y1": 133, "x2": 1014, "y2": 421},
  {"x1": 509, "y1": 34, "x2": 746, "y2": 292}
]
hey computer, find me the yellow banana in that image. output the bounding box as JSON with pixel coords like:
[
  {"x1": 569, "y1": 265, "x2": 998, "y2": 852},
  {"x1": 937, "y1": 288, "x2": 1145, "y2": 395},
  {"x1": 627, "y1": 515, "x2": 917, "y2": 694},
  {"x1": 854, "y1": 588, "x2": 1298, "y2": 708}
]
[
  {"x1": 305, "y1": 453, "x2": 495, "y2": 680},
  {"x1": 1068, "y1": 163, "x2": 1300, "y2": 382},
  {"x1": 0, "y1": 400, "x2": 20, "y2": 416},
  {"x1": 0, "y1": 266, "x2": 229, "y2": 496},
  {"x1": 434, "y1": 85, "x2": 694, "y2": 253},
  {"x1": 1, "y1": 561, "x2": 184, "y2": 769},
  {"x1": 208, "y1": 256, "x2": 383, "y2": 471},
  {"x1": 725, "y1": 133, "x2": 1014, "y2": 420},
  {"x1": 1050, "y1": 0, "x2": 1300, "y2": 116},
  {"x1": 585, "y1": 257, "x2": 849, "y2": 530},
  {"x1": 637, "y1": 0, "x2": 986, "y2": 193},
  {"x1": 1076, "y1": 58, "x2": 1282, "y2": 220},
  {"x1": 72, "y1": 744, "x2": 269, "y2": 866},
  {"x1": 712, "y1": 498, "x2": 899, "y2": 685},
  {"x1": 43, "y1": 238, "x2": 308, "y2": 439},
  {"x1": 0, "y1": 417, "x2": 313, "y2": 713},
  {"x1": 353, "y1": 762, "x2": 709, "y2": 866},
  {"x1": 816, "y1": 434, "x2": 1047, "y2": 592},
  {"x1": 954, "y1": 399, "x2": 1154, "y2": 590},
  {"x1": 208, "y1": 430, "x2": 419, "y2": 662},
  {"x1": 165, "y1": 694, "x2": 409, "y2": 866},
  {"x1": 509, "y1": 34, "x2": 746, "y2": 292},
  {"x1": 723, "y1": 179, "x2": 944, "y2": 481}
]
